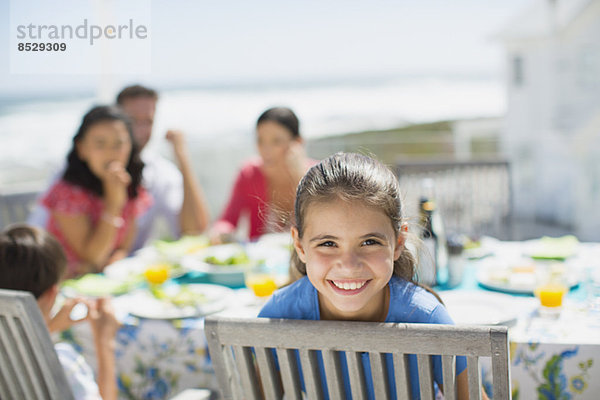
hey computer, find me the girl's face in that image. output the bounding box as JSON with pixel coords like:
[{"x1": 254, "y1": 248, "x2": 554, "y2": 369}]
[
  {"x1": 76, "y1": 120, "x2": 132, "y2": 180},
  {"x1": 256, "y1": 120, "x2": 298, "y2": 168},
  {"x1": 292, "y1": 198, "x2": 404, "y2": 322}
]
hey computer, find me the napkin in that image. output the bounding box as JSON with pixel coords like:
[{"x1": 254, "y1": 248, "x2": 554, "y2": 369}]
[{"x1": 528, "y1": 235, "x2": 579, "y2": 260}]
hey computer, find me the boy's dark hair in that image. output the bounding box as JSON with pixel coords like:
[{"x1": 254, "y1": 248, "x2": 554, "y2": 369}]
[
  {"x1": 116, "y1": 84, "x2": 158, "y2": 105},
  {"x1": 0, "y1": 225, "x2": 66, "y2": 299},
  {"x1": 256, "y1": 107, "x2": 300, "y2": 139},
  {"x1": 62, "y1": 105, "x2": 144, "y2": 198}
]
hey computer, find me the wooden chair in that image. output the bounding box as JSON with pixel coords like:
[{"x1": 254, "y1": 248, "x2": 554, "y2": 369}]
[
  {"x1": 394, "y1": 159, "x2": 512, "y2": 239},
  {"x1": 0, "y1": 289, "x2": 74, "y2": 400},
  {"x1": 205, "y1": 316, "x2": 510, "y2": 400}
]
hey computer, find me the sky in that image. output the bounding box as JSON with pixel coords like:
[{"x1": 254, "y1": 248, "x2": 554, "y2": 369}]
[{"x1": 0, "y1": 0, "x2": 527, "y2": 98}]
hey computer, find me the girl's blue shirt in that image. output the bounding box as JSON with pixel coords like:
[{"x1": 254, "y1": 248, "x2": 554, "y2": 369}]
[{"x1": 258, "y1": 275, "x2": 467, "y2": 399}]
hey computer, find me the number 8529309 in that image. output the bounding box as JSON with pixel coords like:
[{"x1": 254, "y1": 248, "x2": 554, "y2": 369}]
[{"x1": 18, "y1": 42, "x2": 66, "y2": 51}]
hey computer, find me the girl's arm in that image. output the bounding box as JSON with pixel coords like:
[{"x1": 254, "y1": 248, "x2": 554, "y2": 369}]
[
  {"x1": 54, "y1": 163, "x2": 131, "y2": 270},
  {"x1": 53, "y1": 211, "x2": 124, "y2": 270},
  {"x1": 106, "y1": 217, "x2": 136, "y2": 266}
]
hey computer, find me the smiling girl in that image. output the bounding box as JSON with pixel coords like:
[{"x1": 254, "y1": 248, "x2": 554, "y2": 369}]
[
  {"x1": 42, "y1": 105, "x2": 151, "y2": 277},
  {"x1": 259, "y1": 152, "x2": 477, "y2": 399}
]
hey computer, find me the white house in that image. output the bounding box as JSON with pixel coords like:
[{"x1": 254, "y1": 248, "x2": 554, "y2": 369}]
[{"x1": 498, "y1": 0, "x2": 600, "y2": 240}]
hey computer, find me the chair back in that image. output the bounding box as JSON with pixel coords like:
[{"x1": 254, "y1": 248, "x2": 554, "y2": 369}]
[
  {"x1": 0, "y1": 289, "x2": 74, "y2": 400},
  {"x1": 0, "y1": 187, "x2": 41, "y2": 228},
  {"x1": 205, "y1": 316, "x2": 510, "y2": 400},
  {"x1": 395, "y1": 159, "x2": 512, "y2": 239}
]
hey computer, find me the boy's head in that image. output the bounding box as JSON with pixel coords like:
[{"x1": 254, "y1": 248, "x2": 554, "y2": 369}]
[{"x1": 0, "y1": 224, "x2": 66, "y2": 299}]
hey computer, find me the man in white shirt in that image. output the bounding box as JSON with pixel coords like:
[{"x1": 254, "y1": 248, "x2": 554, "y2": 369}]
[{"x1": 29, "y1": 85, "x2": 210, "y2": 251}]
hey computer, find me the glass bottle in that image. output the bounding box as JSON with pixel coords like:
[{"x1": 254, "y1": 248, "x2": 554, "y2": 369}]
[{"x1": 417, "y1": 179, "x2": 448, "y2": 287}]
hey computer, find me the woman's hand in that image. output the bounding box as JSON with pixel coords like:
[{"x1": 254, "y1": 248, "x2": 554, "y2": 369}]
[
  {"x1": 102, "y1": 161, "x2": 131, "y2": 214},
  {"x1": 285, "y1": 140, "x2": 308, "y2": 182}
]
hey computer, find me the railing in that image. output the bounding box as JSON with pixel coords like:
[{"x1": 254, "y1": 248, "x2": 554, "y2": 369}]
[
  {"x1": 0, "y1": 186, "x2": 41, "y2": 228},
  {"x1": 394, "y1": 159, "x2": 512, "y2": 239}
]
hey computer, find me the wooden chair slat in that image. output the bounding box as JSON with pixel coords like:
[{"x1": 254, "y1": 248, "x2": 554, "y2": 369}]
[
  {"x1": 417, "y1": 354, "x2": 435, "y2": 400},
  {"x1": 322, "y1": 350, "x2": 345, "y2": 400},
  {"x1": 232, "y1": 345, "x2": 261, "y2": 400},
  {"x1": 254, "y1": 347, "x2": 282, "y2": 400},
  {"x1": 299, "y1": 349, "x2": 324, "y2": 400},
  {"x1": 369, "y1": 351, "x2": 390, "y2": 399},
  {"x1": 442, "y1": 355, "x2": 457, "y2": 400},
  {"x1": 467, "y1": 356, "x2": 482, "y2": 400},
  {"x1": 392, "y1": 353, "x2": 412, "y2": 399},
  {"x1": 346, "y1": 351, "x2": 367, "y2": 400},
  {"x1": 276, "y1": 348, "x2": 303, "y2": 400}
]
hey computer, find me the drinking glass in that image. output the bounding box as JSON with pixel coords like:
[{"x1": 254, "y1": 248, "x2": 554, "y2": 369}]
[
  {"x1": 534, "y1": 264, "x2": 568, "y2": 318},
  {"x1": 244, "y1": 264, "x2": 278, "y2": 298}
]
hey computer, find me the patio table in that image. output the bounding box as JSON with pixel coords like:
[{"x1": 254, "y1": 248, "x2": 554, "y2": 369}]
[
  {"x1": 438, "y1": 239, "x2": 600, "y2": 399},
  {"x1": 59, "y1": 238, "x2": 600, "y2": 399}
]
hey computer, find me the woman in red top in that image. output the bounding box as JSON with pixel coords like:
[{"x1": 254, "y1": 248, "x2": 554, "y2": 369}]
[
  {"x1": 42, "y1": 105, "x2": 151, "y2": 277},
  {"x1": 212, "y1": 107, "x2": 316, "y2": 242}
]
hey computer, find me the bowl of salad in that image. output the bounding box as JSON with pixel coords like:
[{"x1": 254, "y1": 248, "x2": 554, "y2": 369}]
[{"x1": 180, "y1": 243, "x2": 258, "y2": 287}]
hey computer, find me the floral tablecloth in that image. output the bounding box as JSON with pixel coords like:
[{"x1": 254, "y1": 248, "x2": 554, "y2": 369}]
[
  {"x1": 59, "y1": 288, "x2": 260, "y2": 399},
  {"x1": 62, "y1": 314, "x2": 215, "y2": 399},
  {"x1": 507, "y1": 301, "x2": 600, "y2": 400}
]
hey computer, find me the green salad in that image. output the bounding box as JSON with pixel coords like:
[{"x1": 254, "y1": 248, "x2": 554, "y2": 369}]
[
  {"x1": 204, "y1": 251, "x2": 251, "y2": 266},
  {"x1": 149, "y1": 285, "x2": 207, "y2": 308}
]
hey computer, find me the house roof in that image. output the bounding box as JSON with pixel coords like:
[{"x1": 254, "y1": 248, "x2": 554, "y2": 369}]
[{"x1": 494, "y1": 0, "x2": 594, "y2": 41}]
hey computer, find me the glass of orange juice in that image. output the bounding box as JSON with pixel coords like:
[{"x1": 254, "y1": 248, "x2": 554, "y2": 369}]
[
  {"x1": 244, "y1": 264, "x2": 278, "y2": 298},
  {"x1": 534, "y1": 266, "x2": 567, "y2": 318}
]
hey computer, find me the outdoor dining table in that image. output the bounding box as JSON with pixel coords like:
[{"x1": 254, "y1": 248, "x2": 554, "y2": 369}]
[
  {"x1": 58, "y1": 237, "x2": 600, "y2": 400},
  {"x1": 438, "y1": 238, "x2": 600, "y2": 400}
]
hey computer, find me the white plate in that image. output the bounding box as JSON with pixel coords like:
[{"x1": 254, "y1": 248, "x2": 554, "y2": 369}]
[
  {"x1": 439, "y1": 290, "x2": 536, "y2": 326},
  {"x1": 104, "y1": 257, "x2": 149, "y2": 280},
  {"x1": 112, "y1": 283, "x2": 234, "y2": 319},
  {"x1": 476, "y1": 260, "x2": 580, "y2": 295}
]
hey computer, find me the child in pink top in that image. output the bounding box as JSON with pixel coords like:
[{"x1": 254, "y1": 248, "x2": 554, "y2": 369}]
[{"x1": 42, "y1": 105, "x2": 151, "y2": 277}]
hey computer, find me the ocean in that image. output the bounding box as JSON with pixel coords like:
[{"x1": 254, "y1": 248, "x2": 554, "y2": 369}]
[{"x1": 0, "y1": 75, "x2": 505, "y2": 216}]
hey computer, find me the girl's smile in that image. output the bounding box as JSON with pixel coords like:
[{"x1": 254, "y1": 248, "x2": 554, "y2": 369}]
[
  {"x1": 330, "y1": 279, "x2": 369, "y2": 292},
  {"x1": 292, "y1": 198, "x2": 405, "y2": 322}
]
